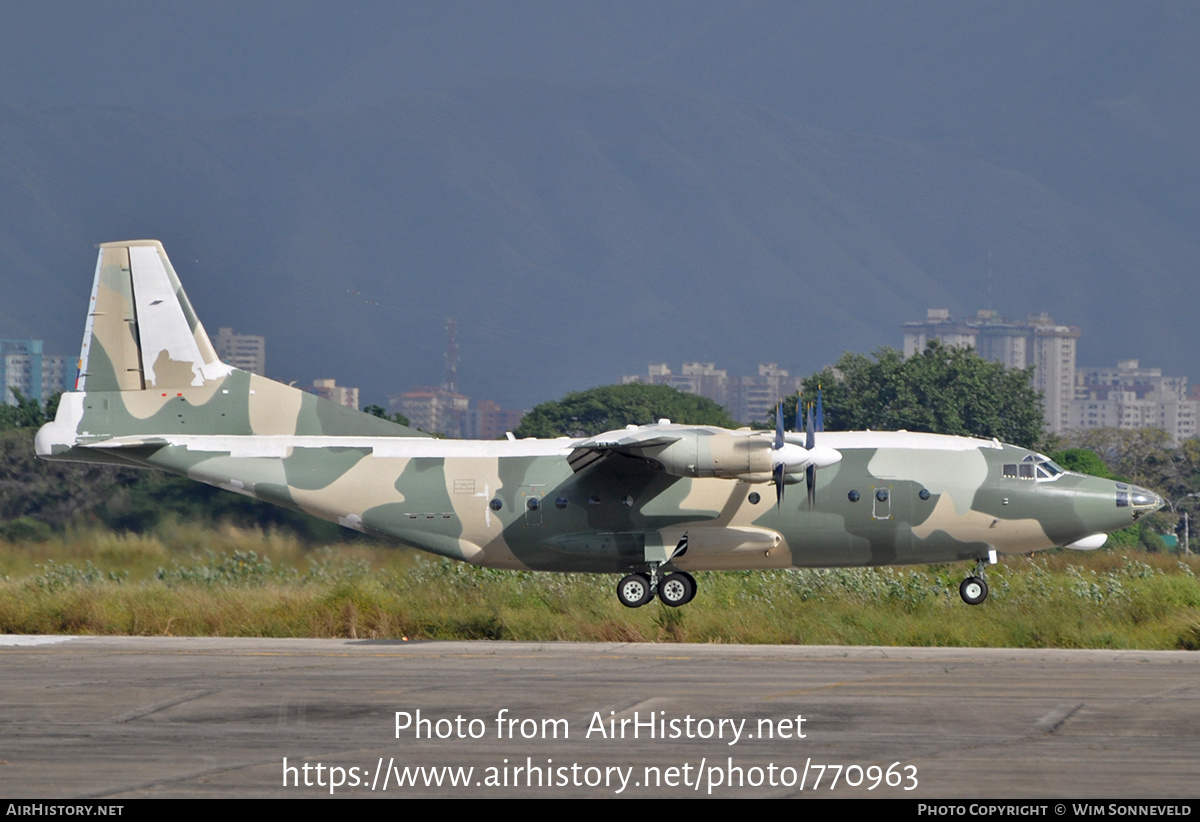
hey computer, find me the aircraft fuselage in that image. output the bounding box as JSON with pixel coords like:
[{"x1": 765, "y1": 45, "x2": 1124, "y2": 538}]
[{"x1": 42, "y1": 392, "x2": 1136, "y2": 575}]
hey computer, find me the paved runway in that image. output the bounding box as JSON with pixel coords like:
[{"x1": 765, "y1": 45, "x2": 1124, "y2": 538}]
[{"x1": 1, "y1": 637, "x2": 1197, "y2": 798}]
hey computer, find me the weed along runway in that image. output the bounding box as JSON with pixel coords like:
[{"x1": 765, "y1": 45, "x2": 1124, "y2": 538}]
[{"x1": 2, "y1": 638, "x2": 1197, "y2": 798}]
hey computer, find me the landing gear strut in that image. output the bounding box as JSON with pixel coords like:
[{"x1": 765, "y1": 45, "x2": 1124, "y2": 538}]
[{"x1": 615, "y1": 569, "x2": 697, "y2": 608}]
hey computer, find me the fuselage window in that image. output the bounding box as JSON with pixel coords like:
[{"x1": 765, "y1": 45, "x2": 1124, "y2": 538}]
[
  {"x1": 1003, "y1": 464, "x2": 1018, "y2": 478},
  {"x1": 1019, "y1": 463, "x2": 1035, "y2": 479}
]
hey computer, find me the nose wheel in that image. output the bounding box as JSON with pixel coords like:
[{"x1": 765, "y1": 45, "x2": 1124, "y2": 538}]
[
  {"x1": 959, "y1": 576, "x2": 988, "y2": 605},
  {"x1": 959, "y1": 554, "x2": 995, "y2": 605}
]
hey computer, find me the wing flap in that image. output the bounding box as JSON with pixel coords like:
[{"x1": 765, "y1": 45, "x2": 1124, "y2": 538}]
[{"x1": 567, "y1": 432, "x2": 681, "y2": 474}]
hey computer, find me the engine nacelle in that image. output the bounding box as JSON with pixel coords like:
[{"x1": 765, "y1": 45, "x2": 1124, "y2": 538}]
[
  {"x1": 652, "y1": 431, "x2": 776, "y2": 481},
  {"x1": 575, "y1": 426, "x2": 841, "y2": 484}
]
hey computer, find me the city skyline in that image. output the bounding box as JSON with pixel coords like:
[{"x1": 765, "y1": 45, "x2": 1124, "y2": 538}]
[{"x1": 10, "y1": 314, "x2": 1197, "y2": 445}]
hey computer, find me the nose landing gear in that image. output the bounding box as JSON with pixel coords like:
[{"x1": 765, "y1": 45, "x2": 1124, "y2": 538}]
[
  {"x1": 959, "y1": 550, "x2": 998, "y2": 605},
  {"x1": 959, "y1": 575, "x2": 988, "y2": 605}
]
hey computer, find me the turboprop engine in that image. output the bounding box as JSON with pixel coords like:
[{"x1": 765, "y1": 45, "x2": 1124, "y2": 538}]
[
  {"x1": 650, "y1": 430, "x2": 841, "y2": 483},
  {"x1": 568, "y1": 396, "x2": 840, "y2": 507}
]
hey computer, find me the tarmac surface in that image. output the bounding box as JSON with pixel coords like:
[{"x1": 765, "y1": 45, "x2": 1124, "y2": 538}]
[{"x1": 1, "y1": 636, "x2": 1197, "y2": 798}]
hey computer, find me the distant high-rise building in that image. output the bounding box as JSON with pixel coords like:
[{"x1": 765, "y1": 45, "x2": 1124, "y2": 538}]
[
  {"x1": 974, "y1": 314, "x2": 1029, "y2": 370},
  {"x1": 902, "y1": 309, "x2": 979, "y2": 357},
  {"x1": 901, "y1": 309, "x2": 1078, "y2": 434},
  {"x1": 1070, "y1": 359, "x2": 1198, "y2": 443},
  {"x1": 1028, "y1": 314, "x2": 1079, "y2": 435},
  {"x1": 392, "y1": 386, "x2": 469, "y2": 437},
  {"x1": 727, "y1": 364, "x2": 804, "y2": 425},
  {"x1": 303, "y1": 378, "x2": 359, "y2": 409},
  {"x1": 463, "y1": 400, "x2": 526, "y2": 440},
  {"x1": 623, "y1": 362, "x2": 729, "y2": 409},
  {"x1": 622, "y1": 362, "x2": 802, "y2": 424},
  {"x1": 214, "y1": 327, "x2": 265, "y2": 376},
  {"x1": 1, "y1": 339, "x2": 71, "y2": 405}
]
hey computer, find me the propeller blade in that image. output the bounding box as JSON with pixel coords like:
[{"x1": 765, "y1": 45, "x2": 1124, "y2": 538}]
[
  {"x1": 815, "y1": 387, "x2": 824, "y2": 433},
  {"x1": 769, "y1": 395, "x2": 841, "y2": 509},
  {"x1": 773, "y1": 402, "x2": 785, "y2": 506},
  {"x1": 805, "y1": 402, "x2": 816, "y2": 507}
]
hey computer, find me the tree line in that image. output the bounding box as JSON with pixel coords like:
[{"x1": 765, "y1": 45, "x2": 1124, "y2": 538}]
[{"x1": 0, "y1": 391, "x2": 350, "y2": 542}]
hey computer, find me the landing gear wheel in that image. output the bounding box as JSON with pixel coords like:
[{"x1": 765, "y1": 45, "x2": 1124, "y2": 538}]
[
  {"x1": 617, "y1": 573, "x2": 653, "y2": 608},
  {"x1": 960, "y1": 576, "x2": 988, "y2": 605},
  {"x1": 658, "y1": 572, "x2": 695, "y2": 608},
  {"x1": 676, "y1": 571, "x2": 697, "y2": 604}
]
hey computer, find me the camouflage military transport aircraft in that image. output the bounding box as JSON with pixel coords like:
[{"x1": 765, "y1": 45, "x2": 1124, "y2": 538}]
[{"x1": 36, "y1": 241, "x2": 1164, "y2": 607}]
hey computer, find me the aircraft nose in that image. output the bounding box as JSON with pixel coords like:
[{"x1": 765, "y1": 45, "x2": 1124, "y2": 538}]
[
  {"x1": 1118, "y1": 483, "x2": 1164, "y2": 518},
  {"x1": 1069, "y1": 476, "x2": 1163, "y2": 542}
]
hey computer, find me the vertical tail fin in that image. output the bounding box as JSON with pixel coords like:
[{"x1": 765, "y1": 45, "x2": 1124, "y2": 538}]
[
  {"x1": 38, "y1": 240, "x2": 427, "y2": 461},
  {"x1": 77, "y1": 240, "x2": 229, "y2": 392}
]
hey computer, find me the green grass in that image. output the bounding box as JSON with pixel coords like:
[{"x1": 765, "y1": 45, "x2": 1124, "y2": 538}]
[{"x1": 1, "y1": 524, "x2": 1198, "y2": 648}]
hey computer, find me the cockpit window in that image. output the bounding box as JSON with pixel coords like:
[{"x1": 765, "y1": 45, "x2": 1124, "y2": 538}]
[
  {"x1": 1033, "y1": 454, "x2": 1064, "y2": 480},
  {"x1": 1038, "y1": 460, "x2": 1063, "y2": 478},
  {"x1": 1005, "y1": 454, "x2": 1064, "y2": 481}
]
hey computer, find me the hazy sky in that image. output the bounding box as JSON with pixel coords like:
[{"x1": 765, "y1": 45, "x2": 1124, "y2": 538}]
[{"x1": 2, "y1": 2, "x2": 1195, "y2": 409}]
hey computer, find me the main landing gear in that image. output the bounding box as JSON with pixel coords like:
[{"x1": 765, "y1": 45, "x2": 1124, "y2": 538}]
[
  {"x1": 616, "y1": 569, "x2": 697, "y2": 608},
  {"x1": 959, "y1": 552, "x2": 997, "y2": 605}
]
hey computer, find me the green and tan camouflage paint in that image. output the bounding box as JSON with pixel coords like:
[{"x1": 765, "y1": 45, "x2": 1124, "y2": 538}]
[{"x1": 38, "y1": 241, "x2": 1162, "y2": 577}]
